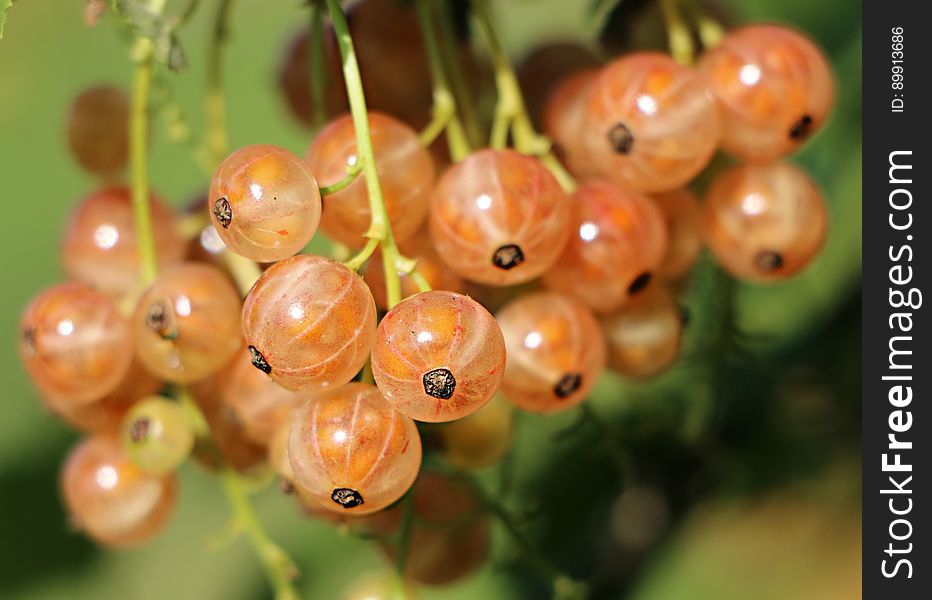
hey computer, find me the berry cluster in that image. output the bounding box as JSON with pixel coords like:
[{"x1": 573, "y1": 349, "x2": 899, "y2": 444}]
[{"x1": 16, "y1": 0, "x2": 835, "y2": 595}]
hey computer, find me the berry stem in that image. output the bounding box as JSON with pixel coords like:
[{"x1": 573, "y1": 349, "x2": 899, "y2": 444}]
[
  {"x1": 682, "y1": 0, "x2": 724, "y2": 49},
  {"x1": 342, "y1": 237, "x2": 379, "y2": 272},
  {"x1": 471, "y1": 0, "x2": 577, "y2": 193},
  {"x1": 325, "y1": 0, "x2": 404, "y2": 308},
  {"x1": 319, "y1": 161, "x2": 362, "y2": 195},
  {"x1": 308, "y1": 1, "x2": 328, "y2": 130},
  {"x1": 206, "y1": 0, "x2": 236, "y2": 165},
  {"x1": 129, "y1": 39, "x2": 159, "y2": 285},
  {"x1": 415, "y1": 0, "x2": 471, "y2": 162},
  {"x1": 437, "y1": 0, "x2": 484, "y2": 149},
  {"x1": 658, "y1": 0, "x2": 695, "y2": 65},
  {"x1": 177, "y1": 388, "x2": 300, "y2": 600}
]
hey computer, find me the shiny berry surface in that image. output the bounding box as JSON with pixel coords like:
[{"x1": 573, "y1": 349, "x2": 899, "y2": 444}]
[
  {"x1": 437, "y1": 394, "x2": 513, "y2": 469},
  {"x1": 305, "y1": 113, "x2": 434, "y2": 248},
  {"x1": 61, "y1": 434, "x2": 177, "y2": 547},
  {"x1": 288, "y1": 383, "x2": 422, "y2": 515},
  {"x1": 585, "y1": 53, "x2": 721, "y2": 192},
  {"x1": 122, "y1": 396, "x2": 195, "y2": 475},
  {"x1": 364, "y1": 230, "x2": 467, "y2": 310},
  {"x1": 242, "y1": 255, "x2": 377, "y2": 392},
  {"x1": 222, "y1": 349, "x2": 306, "y2": 446},
  {"x1": 132, "y1": 263, "x2": 242, "y2": 383},
  {"x1": 209, "y1": 144, "x2": 322, "y2": 262},
  {"x1": 701, "y1": 163, "x2": 828, "y2": 282},
  {"x1": 653, "y1": 188, "x2": 702, "y2": 281},
  {"x1": 430, "y1": 149, "x2": 572, "y2": 286},
  {"x1": 67, "y1": 86, "x2": 130, "y2": 177},
  {"x1": 543, "y1": 69, "x2": 600, "y2": 178},
  {"x1": 496, "y1": 292, "x2": 606, "y2": 413},
  {"x1": 543, "y1": 180, "x2": 668, "y2": 313},
  {"x1": 20, "y1": 283, "x2": 132, "y2": 405},
  {"x1": 603, "y1": 285, "x2": 684, "y2": 378},
  {"x1": 371, "y1": 291, "x2": 506, "y2": 423},
  {"x1": 62, "y1": 186, "x2": 185, "y2": 298},
  {"x1": 699, "y1": 25, "x2": 834, "y2": 161}
]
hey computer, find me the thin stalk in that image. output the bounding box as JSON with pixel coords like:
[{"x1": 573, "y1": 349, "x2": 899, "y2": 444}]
[
  {"x1": 130, "y1": 54, "x2": 158, "y2": 285},
  {"x1": 325, "y1": 0, "x2": 404, "y2": 308},
  {"x1": 206, "y1": 0, "x2": 235, "y2": 164},
  {"x1": 415, "y1": 0, "x2": 471, "y2": 162},
  {"x1": 683, "y1": 0, "x2": 724, "y2": 49},
  {"x1": 308, "y1": 1, "x2": 328, "y2": 130},
  {"x1": 320, "y1": 162, "x2": 362, "y2": 195},
  {"x1": 409, "y1": 270, "x2": 432, "y2": 294},
  {"x1": 437, "y1": 0, "x2": 483, "y2": 149},
  {"x1": 658, "y1": 0, "x2": 695, "y2": 65},
  {"x1": 395, "y1": 491, "x2": 416, "y2": 575},
  {"x1": 343, "y1": 237, "x2": 379, "y2": 272}
]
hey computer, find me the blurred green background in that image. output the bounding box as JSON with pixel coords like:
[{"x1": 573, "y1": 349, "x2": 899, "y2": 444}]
[{"x1": 0, "y1": 1, "x2": 860, "y2": 599}]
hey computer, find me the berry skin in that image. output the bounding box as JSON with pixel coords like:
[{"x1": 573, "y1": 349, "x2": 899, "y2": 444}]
[
  {"x1": 700, "y1": 163, "x2": 828, "y2": 282},
  {"x1": 132, "y1": 263, "x2": 242, "y2": 383},
  {"x1": 371, "y1": 291, "x2": 506, "y2": 423},
  {"x1": 543, "y1": 69, "x2": 601, "y2": 178},
  {"x1": 221, "y1": 349, "x2": 307, "y2": 446},
  {"x1": 543, "y1": 180, "x2": 668, "y2": 313},
  {"x1": 242, "y1": 255, "x2": 376, "y2": 392},
  {"x1": 430, "y1": 149, "x2": 572, "y2": 286},
  {"x1": 517, "y1": 41, "x2": 602, "y2": 128},
  {"x1": 61, "y1": 434, "x2": 177, "y2": 547},
  {"x1": 698, "y1": 24, "x2": 834, "y2": 161},
  {"x1": 67, "y1": 86, "x2": 130, "y2": 177},
  {"x1": 496, "y1": 292, "x2": 606, "y2": 414},
  {"x1": 305, "y1": 113, "x2": 435, "y2": 248},
  {"x1": 363, "y1": 229, "x2": 467, "y2": 311},
  {"x1": 288, "y1": 383, "x2": 422, "y2": 515},
  {"x1": 121, "y1": 396, "x2": 195, "y2": 475},
  {"x1": 603, "y1": 285, "x2": 684, "y2": 378},
  {"x1": 585, "y1": 53, "x2": 721, "y2": 192},
  {"x1": 209, "y1": 144, "x2": 322, "y2": 262},
  {"x1": 653, "y1": 188, "x2": 702, "y2": 281},
  {"x1": 436, "y1": 394, "x2": 513, "y2": 470},
  {"x1": 62, "y1": 186, "x2": 185, "y2": 298},
  {"x1": 277, "y1": 28, "x2": 347, "y2": 127},
  {"x1": 20, "y1": 283, "x2": 132, "y2": 405}
]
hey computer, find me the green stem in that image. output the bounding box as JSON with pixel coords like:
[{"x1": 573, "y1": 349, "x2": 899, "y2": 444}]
[
  {"x1": 342, "y1": 237, "x2": 379, "y2": 272},
  {"x1": 395, "y1": 490, "x2": 416, "y2": 575},
  {"x1": 319, "y1": 162, "x2": 362, "y2": 195},
  {"x1": 437, "y1": 0, "x2": 483, "y2": 149},
  {"x1": 682, "y1": 0, "x2": 724, "y2": 49},
  {"x1": 409, "y1": 270, "x2": 432, "y2": 294},
  {"x1": 325, "y1": 0, "x2": 404, "y2": 308},
  {"x1": 658, "y1": 0, "x2": 695, "y2": 65},
  {"x1": 206, "y1": 0, "x2": 235, "y2": 164},
  {"x1": 415, "y1": 0, "x2": 471, "y2": 162},
  {"x1": 471, "y1": 0, "x2": 576, "y2": 192},
  {"x1": 130, "y1": 53, "x2": 158, "y2": 285},
  {"x1": 308, "y1": 1, "x2": 328, "y2": 130}
]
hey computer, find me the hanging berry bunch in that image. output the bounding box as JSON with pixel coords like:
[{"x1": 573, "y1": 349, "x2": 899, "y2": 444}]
[{"x1": 9, "y1": 0, "x2": 837, "y2": 597}]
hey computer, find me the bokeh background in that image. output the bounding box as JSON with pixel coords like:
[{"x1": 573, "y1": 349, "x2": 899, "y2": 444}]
[{"x1": 0, "y1": 0, "x2": 860, "y2": 599}]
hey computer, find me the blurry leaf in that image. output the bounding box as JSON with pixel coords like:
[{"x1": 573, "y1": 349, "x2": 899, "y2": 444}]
[
  {"x1": 84, "y1": 0, "x2": 107, "y2": 28},
  {"x1": 0, "y1": 0, "x2": 14, "y2": 39}
]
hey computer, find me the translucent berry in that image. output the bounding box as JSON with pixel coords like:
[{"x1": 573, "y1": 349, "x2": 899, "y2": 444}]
[
  {"x1": 371, "y1": 291, "x2": 506, "y2": 422},
  {"x1": 305, "y1": 113, "x2": 434, "y2": 248},
  {"x1": 436, "y1": 394, "x2": 513, "y2": 469},
  {"x1": 221, "y1": 349, "x2": 307, "y2": 446},
  {"x1": 208, "y1": 144, "x2": 322, "y2": 262},
  {"x1": 242, "y1": 255, "x2": 377, "y2": 392},
  {"x1": 603, "y1": 285, "x2": 685, "y2": 378},
  {"x1": 585, "y1": 53, "x2": 721, "y2": 192},
  {"x1": 653, "y1": 188, "x2": 702, "y2": 281},
  {"x1": 61, "y1": 434, "x2": 176, "y2": 547},
  {"x1": 67, "y1": 86, "x2": 130, "y2": 177},
  {"x1": 496, "y1": 292, "x2": 606, "y2": 413},
  {"x1": 543, "y1": 69, "x2": 601, "y2": 178},
  {"x1": 517, "y1": 41, "x2": 602, "y2": 127},
  {"x1": 288, "y1": 383, "x2": 422, "y2": 515},
  {"x1": 121, "y1": 396, "x2": 195, "y2": 475},
  {"x1": 543, "y1": 180, "x2": 668, "y2": 313},
  {"x1": 701, "y1": 163, "x2": 828, "y2": 281},
  {"x1": 364, "y1": 230, "x2": 467, "y2": 310},
  {"x1": 62, "y1": 186, "x2": 185, "y2": 297},
  {"x1": 698, "y1": 24, "x2": 834, "y2": 161},
  {"x1": 277, "y1": 28, "x2": 346, "y2": 127},
  {"x1": 378, "y1": 472, "x2": 490, "y2": 585},
  {"x1": 430, "y1": 149, "x2": 572, "y2": 286},
  {"x1": 20, "y1": 283, "x2": 132, "y2": 405},
  {"x1": 132, "y1": 263, "x2": 242, "y2": 383}
]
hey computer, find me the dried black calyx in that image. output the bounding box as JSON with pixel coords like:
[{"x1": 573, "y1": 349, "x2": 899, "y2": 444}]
[
  {"x1": 754, "y1": 250, "x2": 784, "y2": 272},
  {"x1": 492, "y1": 244, "x2": 525, "y2": 270},
  {"x1": 628, "y1": 271, "x2": 652, "y2": 295},
  {"x1": 554, "y1": 373, "x2": 583, "y2": 398},
  {"x1": 129, "y1": 417, "x2": 151, "y2": 443},
  {"x1": 607, "y1": 122, "x2": 634, "y2": 154},
  {"x1": 279, "y1": 478, "x2": 296, "y2": 496},
  {"x1": 331, "y1": 487, "x2": 365, "y2": 509},
  {"x1": 423, "y1": 368, "x2": 456, "y2": 399},
  {"x1": 213, "y1": 197, "x2": 233, "y2": 229},
  {"x1": 789, "y1": 115, "x2": 813, "y2": 140},
  {"x1": 22, "y1": 328, "x2": 37, "y2": 356},
  {"x1": 145, "y1": 300, "x2": 178, "y2": 340},
  {"x1": 248, "y1": 345, "x2": 272, "y2": 374}
]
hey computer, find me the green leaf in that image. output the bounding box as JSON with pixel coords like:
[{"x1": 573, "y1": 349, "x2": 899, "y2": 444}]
[{"x1": 1, "y1": 0, "x2": 15, "y2": 39}]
